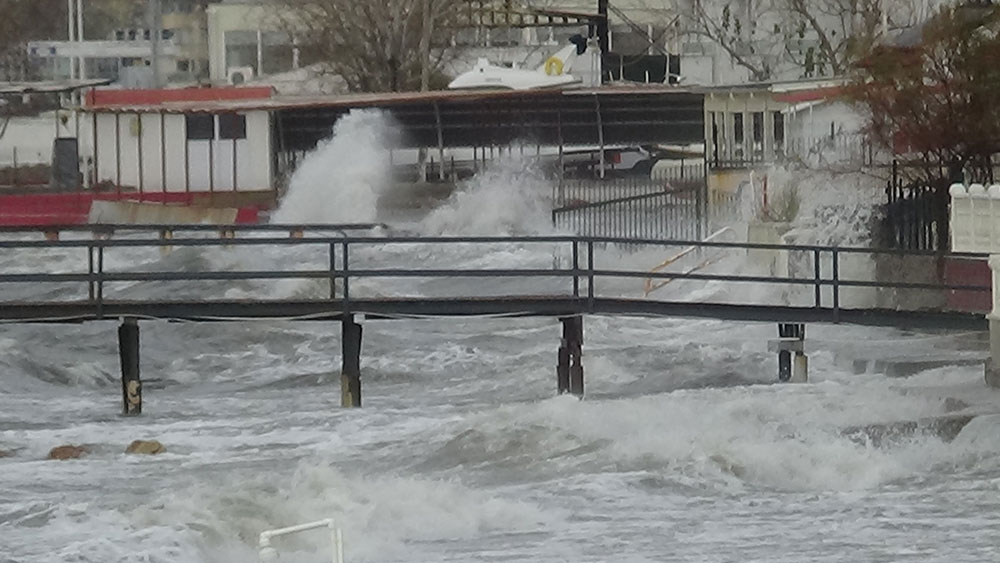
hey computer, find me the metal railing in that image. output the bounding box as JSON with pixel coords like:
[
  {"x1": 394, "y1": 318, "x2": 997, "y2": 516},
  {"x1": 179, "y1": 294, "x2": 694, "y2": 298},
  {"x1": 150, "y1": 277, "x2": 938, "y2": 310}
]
[{"x1": 0, "y1": 226, "x2": 989, "y2": 324}]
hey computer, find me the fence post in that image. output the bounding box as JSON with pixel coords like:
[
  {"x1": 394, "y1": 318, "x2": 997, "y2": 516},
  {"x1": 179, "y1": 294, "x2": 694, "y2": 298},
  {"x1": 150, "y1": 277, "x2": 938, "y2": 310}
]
[
  {"x1": 832, "y1": 249, "x2": 840, "y2": 321},
  {"x1": 572, "y1": 240, "x2": 580, "y2": 298},
  {"x1": 329, "y1": 242, "x2": 337, "y2": 300},
  {"x1": 813, "y1": 249, "x2": 821, "y2": 308},
  {"x1": 587, "y1": 240, "x2": 595, "y2": 311}
]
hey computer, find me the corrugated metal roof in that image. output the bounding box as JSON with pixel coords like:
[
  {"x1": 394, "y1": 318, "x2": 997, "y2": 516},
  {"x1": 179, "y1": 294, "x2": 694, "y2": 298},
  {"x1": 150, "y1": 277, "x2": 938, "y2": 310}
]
[{"x1": 83, "y1": 85, "x2": 700, "y2": 114}]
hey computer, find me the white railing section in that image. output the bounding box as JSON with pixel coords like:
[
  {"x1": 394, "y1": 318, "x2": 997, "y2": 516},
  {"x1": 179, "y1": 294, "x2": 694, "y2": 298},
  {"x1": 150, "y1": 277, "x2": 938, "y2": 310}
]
[
  {"x1": 950, "y1": 183, "x2": 1000, "y2": 254},
  {"x1": 258, "y1": 518, "x2": 344, "y2": 563}
]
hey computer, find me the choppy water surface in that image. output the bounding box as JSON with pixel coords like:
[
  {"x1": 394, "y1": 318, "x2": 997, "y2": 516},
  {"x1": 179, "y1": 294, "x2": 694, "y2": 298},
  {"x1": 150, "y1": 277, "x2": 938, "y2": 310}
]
[{"x1": 2, "y1": 112, "x2": 999, "y2": 563}]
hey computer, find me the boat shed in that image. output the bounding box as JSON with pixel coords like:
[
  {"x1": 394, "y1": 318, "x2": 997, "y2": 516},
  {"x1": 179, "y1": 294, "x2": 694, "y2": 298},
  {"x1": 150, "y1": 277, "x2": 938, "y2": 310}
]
[{"x1": 82, "y1": 85, "x2": 705, "y2": 193}]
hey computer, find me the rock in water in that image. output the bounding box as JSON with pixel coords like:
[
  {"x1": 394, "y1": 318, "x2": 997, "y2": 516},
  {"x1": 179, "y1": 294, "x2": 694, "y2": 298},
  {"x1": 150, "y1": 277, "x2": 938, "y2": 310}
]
[
  {"x1": 0, "y1": 449, "x2": 13, "y2": 458},
  {"x1": 48, "y1": 445, "x2": 88, "y2": 460},
  {"x1": 125, "y1": 440, "x2": 166, "y2": 455}
]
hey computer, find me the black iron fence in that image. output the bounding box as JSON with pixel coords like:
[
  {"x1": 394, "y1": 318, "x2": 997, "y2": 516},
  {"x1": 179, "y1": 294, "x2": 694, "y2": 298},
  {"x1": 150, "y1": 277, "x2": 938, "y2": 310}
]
[{"x1": 551, "y1": 165, "x2": 739, "y2": 241}]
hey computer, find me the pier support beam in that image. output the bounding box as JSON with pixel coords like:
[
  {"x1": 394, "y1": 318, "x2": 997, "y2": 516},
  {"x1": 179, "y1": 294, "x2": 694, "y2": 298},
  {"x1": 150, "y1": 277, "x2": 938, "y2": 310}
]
[
  {"x1": 557, "y1": 317, "x2": 584, "y2": 397},
  {"x1": 770, "y1": 323, "x2": 807, "y2": 383},
  {"x1": 341, "y1": 315, "x2": 363, "y2": 407},
  {"x1": 118, "y1": 317, "x2": 141, "y2": 416}
]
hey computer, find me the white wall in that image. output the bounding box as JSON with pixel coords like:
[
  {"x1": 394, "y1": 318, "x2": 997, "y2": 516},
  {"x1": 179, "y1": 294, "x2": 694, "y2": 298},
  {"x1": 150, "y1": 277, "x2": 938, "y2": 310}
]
[
  {"x1": 206, "y1": 3, "x2": 276, "y2": 82},
  {"x1": 92, "y1": 110, "x2": 272, "y2": 192}
]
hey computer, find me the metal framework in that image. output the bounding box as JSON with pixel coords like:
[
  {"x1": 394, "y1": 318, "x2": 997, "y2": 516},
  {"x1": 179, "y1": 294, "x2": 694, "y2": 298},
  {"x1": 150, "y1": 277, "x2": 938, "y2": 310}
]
[
  {"x1": 0, "y1": 226, "x2": 987, "y2": 330},
  {"x1": 276, "y1": 89, "x2": 705, "y2": 152}
]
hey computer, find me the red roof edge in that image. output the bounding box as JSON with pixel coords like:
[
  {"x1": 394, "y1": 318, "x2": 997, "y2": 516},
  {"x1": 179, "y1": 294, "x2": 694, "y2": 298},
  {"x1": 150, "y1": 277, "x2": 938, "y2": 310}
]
[
  {"x1": 772, "y1": 86, "x2": 846, "y2": 104},
  {"x1": 85, "y1": 86, "x2": 274, "y2": 108}
]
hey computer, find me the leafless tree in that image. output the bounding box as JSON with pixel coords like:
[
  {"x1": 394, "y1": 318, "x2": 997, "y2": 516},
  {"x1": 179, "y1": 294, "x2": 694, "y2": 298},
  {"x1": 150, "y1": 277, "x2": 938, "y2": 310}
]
[
  {"x1": 271, "y1": 0, "x2": 461, "y2": 92},
  {"x1": 687, "y1": 0, "x2": 940, "y2": 81}
]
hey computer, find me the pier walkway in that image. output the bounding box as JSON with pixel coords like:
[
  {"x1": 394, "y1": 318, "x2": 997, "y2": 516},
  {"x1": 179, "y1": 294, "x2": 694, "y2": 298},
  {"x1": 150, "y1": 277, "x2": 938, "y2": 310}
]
[{"x1": 0, "y1": 224, "x2": 989, "y2": 410}]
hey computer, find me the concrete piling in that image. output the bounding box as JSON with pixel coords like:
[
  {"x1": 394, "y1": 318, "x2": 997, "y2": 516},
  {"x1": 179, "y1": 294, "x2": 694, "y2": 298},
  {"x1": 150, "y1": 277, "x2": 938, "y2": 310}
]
[
  {"x1": 771, "y1": 323, "x2": 807, "y2": 383},
  {"x1": 118, "y1": 317, "x2": 141, "y2": 416},
  {"x1": 341, "y1": 315, "x2": 363, "y2": 407}
]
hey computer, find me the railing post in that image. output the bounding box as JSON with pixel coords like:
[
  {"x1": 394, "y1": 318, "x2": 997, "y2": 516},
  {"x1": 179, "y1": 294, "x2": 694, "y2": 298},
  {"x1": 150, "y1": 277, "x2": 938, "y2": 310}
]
[
  {"x1": 586, "y1": 240, "x2": 595, "y2": 311},
  {"x1": 329, "y1": 242, "x2": 337, "y2": 300},
  {"x1": 87, "y1": 244, "x2": 95, "y2": 302},
  {"x1": 572, "y1": 240, "x2": 580, "y2": 298},
  {"x1": 97, "y1": 244, "x2": 105, "y2": 320},
  {"x1": 832, "y1": 249, "x2": 840, "y2": 321},
  {"x1": 341, "y1": 240, "x2": 350, "y2": 309},
  {"x1": 813, "y1": 248, "x2": 821, "y2": 308}
]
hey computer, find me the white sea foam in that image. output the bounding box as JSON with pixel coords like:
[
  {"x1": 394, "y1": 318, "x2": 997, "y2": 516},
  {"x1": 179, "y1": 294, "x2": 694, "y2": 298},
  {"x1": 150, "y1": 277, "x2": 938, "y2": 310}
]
[
  {"x1": 420, "y1": 151, "x2": 556, "y2": 236},
  {"x1": 271, "y1": 110, "x2": 397, "y2": 225}
]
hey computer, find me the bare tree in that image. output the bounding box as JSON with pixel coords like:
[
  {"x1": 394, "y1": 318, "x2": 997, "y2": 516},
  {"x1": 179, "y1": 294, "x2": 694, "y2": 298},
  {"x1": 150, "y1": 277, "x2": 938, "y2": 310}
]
[
  {"x1": 0, "y1": 0, "x2": 70, "y2": 80},
  {"x1": 850, "y1": 3, "x2": 1000, "y2": 185},
  {"x1": 271, "y1": 0, "x2": 460, "y2": 92},
  {"x1": 688, "y1": 0, "x2": 942, "y2": 81}
]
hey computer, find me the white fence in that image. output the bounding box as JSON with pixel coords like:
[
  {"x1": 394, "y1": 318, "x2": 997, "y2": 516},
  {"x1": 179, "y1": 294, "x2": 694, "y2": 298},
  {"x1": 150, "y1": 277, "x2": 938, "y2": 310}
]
[{"x1": 950, "y1": 183, "x2": 1000, "y2": 254}]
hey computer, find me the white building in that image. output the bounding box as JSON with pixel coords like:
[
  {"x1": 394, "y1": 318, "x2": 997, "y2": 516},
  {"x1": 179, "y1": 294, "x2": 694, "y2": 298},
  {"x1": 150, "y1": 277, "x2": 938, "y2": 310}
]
[
  {"x1": 206, "y1": 1, "x2": 295, "y2": 84},
  {"x1": 85, "y1": 86, "x2": 275, "y2": 192},
  {"x1": 703, "y1": 78, "x2": 871, "y2": 192}
]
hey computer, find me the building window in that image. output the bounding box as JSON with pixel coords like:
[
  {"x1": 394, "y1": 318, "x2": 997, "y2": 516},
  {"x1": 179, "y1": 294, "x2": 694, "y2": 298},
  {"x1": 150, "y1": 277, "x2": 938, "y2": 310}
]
[
  {"x1": 219, "y1": 114, "x2": 247, "y2": 140},
  {"x1": 773, "y1": 111, "x2": 785, "y2": 149},
  {"x1": 733, "y1": 112, "x2": 744, "y2": 155},
  {"x1": 752, "y1": 112, "x2": 764, "y2": 144},
  {"x1": 225, "y1": 30, "x2": 259, "y2": 74},
  {"x1": 186, "y1": 114, "x2": 214, "y2": 140}
]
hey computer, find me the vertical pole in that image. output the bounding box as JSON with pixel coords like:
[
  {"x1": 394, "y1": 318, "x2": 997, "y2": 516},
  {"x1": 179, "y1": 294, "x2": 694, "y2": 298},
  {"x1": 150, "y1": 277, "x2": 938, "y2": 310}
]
[
  {"x1": 209, "y1": 122, "x2": 215, "y2": 195},
  {"x1": 114, "y1": 112, "x2": 121, "y2": 191},
  {"x1": 184, "y1": 132, "x2": 190, "y2": 193},
  {"x1": 232, "y1": 137, "x2": 238, "y2": 191},
  {"x1": 67, "y1": 0, "x2": 75, "y2": 80},
  {"x1": 91, "y1": 112, "x2": 98, "y2": 188},
  {"x1": 136, "y1": 114, "x2": 144, "y2": 193},
  {"x1": 341, "y1": 315, "x2": 363, "y2": 407},
  {"x1": 434, "y1": 101, "x2": 445, "y2": 181},
  {"x1": 160, "y1": 112, "x2": 167, "y2": 192},
  {"x1": 119, "y1": 318, "x2": 141, "y2": 416},
  {"x1": 594, "y1": 95, "x2": 605, "y2": 179},
  {"x1": 76, "y1": 0, "x2": 84, "y2": 79}
]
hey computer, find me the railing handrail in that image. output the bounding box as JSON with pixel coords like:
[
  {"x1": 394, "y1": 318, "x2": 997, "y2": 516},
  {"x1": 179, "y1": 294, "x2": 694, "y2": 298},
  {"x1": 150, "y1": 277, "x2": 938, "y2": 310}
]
[
  {"x1": 0, "y1": 234, "x2": 987, "y2": 322},
  {"x1": 0, "y1": 232, "x2": 987, "y2": 259}
]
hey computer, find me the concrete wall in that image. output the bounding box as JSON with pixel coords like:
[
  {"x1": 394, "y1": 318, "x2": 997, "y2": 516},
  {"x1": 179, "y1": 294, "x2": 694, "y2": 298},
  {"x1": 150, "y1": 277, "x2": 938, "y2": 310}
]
[
  {"x1": 93, "y1": 110, "x2": 271, "y2": 192},
  {"x1": 873, "y1": 255, "x2": 948, "y2": 311}
]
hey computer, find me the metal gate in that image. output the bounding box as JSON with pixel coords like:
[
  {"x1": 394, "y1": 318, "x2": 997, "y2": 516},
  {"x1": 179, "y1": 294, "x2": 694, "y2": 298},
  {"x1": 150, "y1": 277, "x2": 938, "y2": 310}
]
[{"x1": 551, "y1": 163, "x2": 737, "y2": 241}]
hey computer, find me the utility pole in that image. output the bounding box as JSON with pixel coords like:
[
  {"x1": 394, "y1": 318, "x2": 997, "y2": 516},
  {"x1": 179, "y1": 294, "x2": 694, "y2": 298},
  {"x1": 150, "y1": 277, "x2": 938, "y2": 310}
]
[
  {"x1": 149, "y1": 0, "x2": 163, "y2": 88},
  {"x1": 67, "y1": 0, "x2": 75, "y2": 80},
  {"x1": 76, "y1": 0, "x2": 85, "y2": 79},
  {"x1": 419, "y1": 0, "x2": 433, "y2": 91}
]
